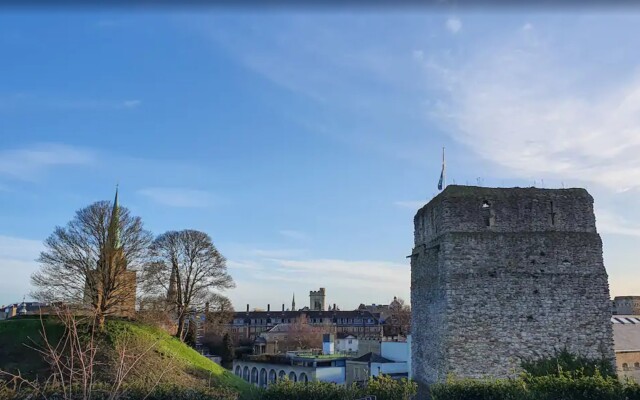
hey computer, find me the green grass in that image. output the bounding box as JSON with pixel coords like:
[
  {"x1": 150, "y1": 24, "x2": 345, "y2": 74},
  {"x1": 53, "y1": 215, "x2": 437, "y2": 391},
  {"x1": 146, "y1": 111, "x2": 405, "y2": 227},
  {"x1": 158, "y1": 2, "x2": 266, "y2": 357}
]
[
  {"x1": 0, "y1": 317, "x2": 256, "y2": 399},
  {"x1": 103, "y1": 320, "x2": 254, "y2": 395},
  {"x1": 0, "y1": 316, "x2": 64, "y2": 379}
]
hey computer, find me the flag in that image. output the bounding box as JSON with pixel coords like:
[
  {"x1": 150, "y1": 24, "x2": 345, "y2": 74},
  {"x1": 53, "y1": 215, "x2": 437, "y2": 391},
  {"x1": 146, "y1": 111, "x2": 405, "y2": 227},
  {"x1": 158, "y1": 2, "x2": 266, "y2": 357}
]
[{"x1": 438, "y1": 147, "x2": 445, "y2": 190}]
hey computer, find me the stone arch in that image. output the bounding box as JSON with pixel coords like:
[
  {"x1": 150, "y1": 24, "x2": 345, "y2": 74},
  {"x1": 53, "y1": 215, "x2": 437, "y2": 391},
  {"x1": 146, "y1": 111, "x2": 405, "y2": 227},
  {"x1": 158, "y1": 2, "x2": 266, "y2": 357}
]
[
  {"x1": 299, "y1": 372, "x2": 309, "y2": 383},
  {"x1": 269, "y1": 369, "x2": 277, "y2": 384},
  {"x1": 243, "y1": 366, "x2": 249, "y2": 381},
  {"x1": 235, "y1": 365, "x2": 241, "y2": 376},
  {"x1": 278, "y1": 370, "x2": 287, "y2": 380},
  {"x1": 288, "y1": 371, "x2": 297, "y2": 382},
  {"x1": 251, "y1": 367, "x2": 259, "y2": 385},
  {"x1": 260, "y1": 368, "x2": 268, "y2": 387}
]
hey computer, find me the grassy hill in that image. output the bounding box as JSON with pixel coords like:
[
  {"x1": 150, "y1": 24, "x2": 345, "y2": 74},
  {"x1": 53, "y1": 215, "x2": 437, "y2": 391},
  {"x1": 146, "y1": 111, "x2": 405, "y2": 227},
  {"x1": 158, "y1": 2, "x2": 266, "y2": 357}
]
[{"x1": 0, "y1": 317, "x2": 255, "y2": 399}]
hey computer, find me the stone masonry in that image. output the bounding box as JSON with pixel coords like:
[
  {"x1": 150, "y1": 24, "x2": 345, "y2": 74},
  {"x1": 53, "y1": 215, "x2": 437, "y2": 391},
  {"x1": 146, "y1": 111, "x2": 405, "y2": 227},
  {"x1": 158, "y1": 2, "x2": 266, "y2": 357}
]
[{"x1": 410, "y1": 186, "x2": 615, "y2": 388}]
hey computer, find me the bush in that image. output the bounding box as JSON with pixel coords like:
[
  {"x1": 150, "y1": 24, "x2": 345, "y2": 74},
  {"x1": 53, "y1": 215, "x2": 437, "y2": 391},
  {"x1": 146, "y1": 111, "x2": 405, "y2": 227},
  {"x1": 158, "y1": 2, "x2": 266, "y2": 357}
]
[
  {"x1": 521, "y1": 349, "x2": 616, "y2": 378},
  {"x1": 430, "y1": 372, "x2": 640, "y2": 400},
  {"x1": 0, "y1": 384, "x2": 240, "y2": 400},
  {"x1": 262, "y1": 375, "x2": 417, "y2": 400}
]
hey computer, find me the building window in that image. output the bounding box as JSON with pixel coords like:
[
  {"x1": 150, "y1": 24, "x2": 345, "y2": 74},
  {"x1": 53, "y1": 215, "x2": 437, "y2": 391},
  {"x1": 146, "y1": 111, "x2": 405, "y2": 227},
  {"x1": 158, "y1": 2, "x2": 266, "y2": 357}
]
[
  {"x1": 623, "y1": 363, "x2": 629, "y2": 371},
  {"x1": 635, "y1": 362, "x2": 640, "y2": 369}
]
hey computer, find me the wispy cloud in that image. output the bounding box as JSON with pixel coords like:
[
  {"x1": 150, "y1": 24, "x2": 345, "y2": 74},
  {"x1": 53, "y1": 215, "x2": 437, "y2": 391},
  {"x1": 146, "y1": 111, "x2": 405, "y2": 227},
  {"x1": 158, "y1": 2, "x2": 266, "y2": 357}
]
[
  {"x1": 446, "y1": 17, "x2": 462, "y2": 34},
  {"x1": 596, "y1": 208, "x2": 640, "y2": 237},
  {"x1": 137, "y1": 187, "x2": 217, "y2": 208},
  {"x1": 0, "y1": 143, "x2": 94, "y2": 181},
  {"x1": 0, "y1": 236, "x2": 43, "y2": 304},
  {"x1": 426, "y1": 24, "x2": 640, "y2": 192},
  {"x1": 226, "y1": 255, "x2": 410, "y2": 309}
]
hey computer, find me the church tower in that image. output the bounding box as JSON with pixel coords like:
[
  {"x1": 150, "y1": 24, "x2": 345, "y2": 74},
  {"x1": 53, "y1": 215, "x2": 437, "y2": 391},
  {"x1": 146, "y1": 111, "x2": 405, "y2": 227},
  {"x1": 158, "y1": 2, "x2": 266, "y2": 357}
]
[{"x1": 84, "y1": 187, "x2": 136, "y2": 318}]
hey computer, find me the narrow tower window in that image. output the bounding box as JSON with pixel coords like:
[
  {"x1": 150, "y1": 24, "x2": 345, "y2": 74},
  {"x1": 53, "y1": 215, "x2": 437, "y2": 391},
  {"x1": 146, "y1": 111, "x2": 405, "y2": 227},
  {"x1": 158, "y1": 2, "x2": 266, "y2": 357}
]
[{"x1": 550, "y1": 201, "x2": 556, "y2": 226}]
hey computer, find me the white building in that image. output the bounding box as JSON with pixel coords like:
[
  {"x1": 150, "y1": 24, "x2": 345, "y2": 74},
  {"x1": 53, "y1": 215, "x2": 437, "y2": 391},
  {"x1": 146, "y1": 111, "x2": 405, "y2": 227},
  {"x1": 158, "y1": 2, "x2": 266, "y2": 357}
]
[
  {"x1": 345, "y1": 339, "x2": 409, "y2": 385},
  {"x1": 335, "y1": 333, "x2": 358, "y2": 354}
]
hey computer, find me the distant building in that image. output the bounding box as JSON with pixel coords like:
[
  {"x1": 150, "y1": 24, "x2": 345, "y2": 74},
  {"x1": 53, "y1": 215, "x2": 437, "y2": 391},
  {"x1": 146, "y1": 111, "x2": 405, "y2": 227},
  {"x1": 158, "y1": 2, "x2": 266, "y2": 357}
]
[
  {"x1": 252, "y1": 321, "x2": 328, "y2": 355},
  {"x1": 228, "y1": 296, "x2": 382, "y2": 342},
  {"x1": 309, "y1": 288, "x2": 326, "y2": 311},
  {"x1": 612, "y1": 315, "x2": 640, "y2": 383},
  {"x1": 0, "y1": 302, "x2": 51, "y2": 320},
  {"x1": 345, "y1": 340, "x2": 410, "y2": 386},
  {"x1": 335, "y1": 333, "x2": 358, "y2": 355},
  {"x1": 612, "y1": 296, "x2": 640, "y2": 315},
  {"x1": 233, "y1": 353, "x2": 348, "y2": 387}
]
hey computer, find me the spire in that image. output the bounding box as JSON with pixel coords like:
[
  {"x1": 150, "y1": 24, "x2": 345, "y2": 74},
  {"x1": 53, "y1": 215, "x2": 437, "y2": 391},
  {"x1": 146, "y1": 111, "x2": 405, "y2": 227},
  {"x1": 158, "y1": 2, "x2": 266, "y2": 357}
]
[
  {"x1": 108, "y1": 185, "x2": 121, "y2": 249},
  {"x1": 292, "y1": 293, "x2": 296, "y2": 311}
]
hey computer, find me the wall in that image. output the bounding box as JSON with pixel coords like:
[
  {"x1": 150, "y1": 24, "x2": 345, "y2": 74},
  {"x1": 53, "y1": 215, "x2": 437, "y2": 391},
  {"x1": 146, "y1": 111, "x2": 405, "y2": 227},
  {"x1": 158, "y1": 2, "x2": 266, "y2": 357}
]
[
  {"x1": 371, "y1": 362, "x2": 408, "y2": 377},
  {"x1": 411, "y1": 186, "x2": 615, "y2": 388},
  {"x1": 357, "y1": 339, "x2": 381, "y2": 357},
  {"x1": 315, "y1": 366, "x2": 346, "y2": 385},
  {"x1": 381, "y1": 341, "x2": 408, "y2": 362},
  {"x1": 613, "y1": 297, "x2": 640, "y2": 315},
  {"x1": 615, "y1": 351, "x2": 640, "y2": 383}
]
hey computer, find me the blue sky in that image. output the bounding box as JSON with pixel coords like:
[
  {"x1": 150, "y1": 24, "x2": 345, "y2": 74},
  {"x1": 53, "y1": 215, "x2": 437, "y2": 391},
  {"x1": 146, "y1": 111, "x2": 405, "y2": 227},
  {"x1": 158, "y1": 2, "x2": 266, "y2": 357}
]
[{"x1": 2, "y1": 10, "x2": 640, "y2": 310}]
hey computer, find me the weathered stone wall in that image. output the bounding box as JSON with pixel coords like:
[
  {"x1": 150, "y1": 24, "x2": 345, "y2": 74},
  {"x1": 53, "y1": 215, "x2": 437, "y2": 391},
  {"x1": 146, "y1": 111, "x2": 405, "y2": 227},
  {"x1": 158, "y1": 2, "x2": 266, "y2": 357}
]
[{"x1": 411, "y1": 185, "x2": 615, "y2": 388}]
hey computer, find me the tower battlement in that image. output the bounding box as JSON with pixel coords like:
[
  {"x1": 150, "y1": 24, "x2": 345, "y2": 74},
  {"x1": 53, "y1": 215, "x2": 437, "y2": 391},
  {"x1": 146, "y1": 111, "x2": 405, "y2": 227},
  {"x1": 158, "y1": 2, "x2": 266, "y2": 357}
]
[{"x1": 414, "y1": 186, "x2": 596, "y2": 245}]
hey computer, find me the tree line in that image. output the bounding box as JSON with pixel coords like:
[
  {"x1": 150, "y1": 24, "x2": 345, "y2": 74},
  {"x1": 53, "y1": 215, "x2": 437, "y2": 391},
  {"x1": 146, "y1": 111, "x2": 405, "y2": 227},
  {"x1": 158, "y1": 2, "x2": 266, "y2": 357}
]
[{"x1": 30, "y1": 197, "x2": 234, "y2": 341}]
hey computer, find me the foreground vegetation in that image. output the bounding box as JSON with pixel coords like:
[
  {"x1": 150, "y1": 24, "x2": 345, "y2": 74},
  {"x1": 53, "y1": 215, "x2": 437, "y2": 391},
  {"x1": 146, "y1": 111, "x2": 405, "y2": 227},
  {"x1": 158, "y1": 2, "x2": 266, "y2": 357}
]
[
  {"x1": 0, "y1": 316, "x2": 255, "y2": 400},
  {"x1": 3, "y1": 318, "x2": 640, "y2": 400}
]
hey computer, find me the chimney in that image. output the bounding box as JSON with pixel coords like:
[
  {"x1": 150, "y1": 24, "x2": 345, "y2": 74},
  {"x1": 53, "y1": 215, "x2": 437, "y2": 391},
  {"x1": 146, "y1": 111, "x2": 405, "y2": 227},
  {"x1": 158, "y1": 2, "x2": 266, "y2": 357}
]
[
  {"x1": 268, "y1": 304, "x2": 271, "y2": 312},
  {"x1": 282, "y1": 304, "x2": 285, "y2": 312},
  {"x1": 333, "y1": 303, "x2": 336, "y2": 311},
  {"x1": 246, "y1": 304, "x2": 249, "y2": 313}
]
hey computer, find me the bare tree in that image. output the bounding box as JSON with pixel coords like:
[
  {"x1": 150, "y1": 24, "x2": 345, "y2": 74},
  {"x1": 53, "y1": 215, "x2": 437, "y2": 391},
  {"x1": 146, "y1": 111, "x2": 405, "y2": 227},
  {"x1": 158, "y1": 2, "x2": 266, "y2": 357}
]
[
  {"x1": 141, "y1": 230, "x2": 234, "y2": 340},
  {"x1": 277, "y1": 315, "x2": 331, "y2": 351},
  {"x1": 31, "y1": 193, "x2": 152, "y2": 330},
  {"x1": 385, "y1": 297, "x2": 411, "y2": 337}
]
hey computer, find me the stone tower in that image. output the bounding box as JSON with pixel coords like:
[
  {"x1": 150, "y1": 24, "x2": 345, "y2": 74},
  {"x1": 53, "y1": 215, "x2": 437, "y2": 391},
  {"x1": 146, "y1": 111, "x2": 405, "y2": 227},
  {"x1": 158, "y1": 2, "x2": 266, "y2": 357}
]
[
  {"x1": 310, "y1": 288, "x2": 326, "y2": 311},
  {"x1": 410, "y1": 186, "x2": 614, "y2": 388}
]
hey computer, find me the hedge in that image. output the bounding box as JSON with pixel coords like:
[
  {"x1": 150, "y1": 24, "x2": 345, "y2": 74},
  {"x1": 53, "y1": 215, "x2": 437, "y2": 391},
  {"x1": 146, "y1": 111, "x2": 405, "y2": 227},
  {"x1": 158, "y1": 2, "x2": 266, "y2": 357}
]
[{"x1": 430, "y1": 372, "x2": 640, "y2": 400}]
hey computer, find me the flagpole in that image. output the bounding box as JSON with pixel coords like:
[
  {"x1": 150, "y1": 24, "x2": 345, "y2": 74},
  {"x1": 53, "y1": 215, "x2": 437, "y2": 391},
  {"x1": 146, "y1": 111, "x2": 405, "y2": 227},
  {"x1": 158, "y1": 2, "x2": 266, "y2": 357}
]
[{"x1": 442, "y1": 147, "x2": 446, "y2": 189}]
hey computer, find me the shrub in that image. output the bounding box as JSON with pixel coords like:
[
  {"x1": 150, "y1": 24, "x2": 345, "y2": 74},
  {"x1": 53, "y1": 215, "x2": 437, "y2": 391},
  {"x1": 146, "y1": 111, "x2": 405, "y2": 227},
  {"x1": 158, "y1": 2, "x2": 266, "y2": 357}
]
[
  {"x1": 521, "y1": 349, "x2": 615, "y2": 378},
  {"x1": 430, "y1": 372, "x2": 640, "y2": 400},
  {"x1": 262, "y1": 375, "x2": 417, "y2": 400}
]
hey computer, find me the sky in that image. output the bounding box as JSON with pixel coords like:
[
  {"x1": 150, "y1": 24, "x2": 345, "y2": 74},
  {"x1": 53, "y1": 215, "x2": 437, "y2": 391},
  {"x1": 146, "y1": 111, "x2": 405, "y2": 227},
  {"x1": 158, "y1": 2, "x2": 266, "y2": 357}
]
[{"x1": 2, "y1": 8, "x2": 640, "y2": 310}]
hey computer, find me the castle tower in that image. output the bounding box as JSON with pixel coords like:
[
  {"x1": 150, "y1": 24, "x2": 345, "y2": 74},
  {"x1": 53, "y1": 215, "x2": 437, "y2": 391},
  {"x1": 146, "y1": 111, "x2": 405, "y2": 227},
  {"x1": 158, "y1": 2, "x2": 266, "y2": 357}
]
[
  {"x1": 410, "y1": 186, "x2": 614, "y2": 388},
  {"x1": 310, "y1": 288, "x2": 326, "y2": 311}
]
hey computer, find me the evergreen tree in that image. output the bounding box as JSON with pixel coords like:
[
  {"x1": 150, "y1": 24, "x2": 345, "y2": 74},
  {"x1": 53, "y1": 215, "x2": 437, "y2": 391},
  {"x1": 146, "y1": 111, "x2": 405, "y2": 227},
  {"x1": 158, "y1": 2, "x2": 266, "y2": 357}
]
[
  {"x1": 185, "y1": 318, "x2": 197, "y2": 348},
  {"x1": 221, "y1": 333, "x2": 234, "y2": 364}
]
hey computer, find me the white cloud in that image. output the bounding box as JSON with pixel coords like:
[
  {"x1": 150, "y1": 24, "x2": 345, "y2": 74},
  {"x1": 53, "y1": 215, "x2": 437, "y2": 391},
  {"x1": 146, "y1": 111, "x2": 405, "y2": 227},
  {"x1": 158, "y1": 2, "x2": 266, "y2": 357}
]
[
  {"x1": 0, "y1": 236, "x2": 43, "y2": 305},
  {"x1": 137, "y1": 187, "x2": 216, "y2": 208},
  {"x1": 446, "y1": 17, "x2": 462, "y2": 34},
  {"x1": 227, "y1": 256, "x2": 410, "y2": 310},
  {"x1": 596, "y1": 208, "x2": 640, "y2": 237},
  {"x1": 427, "y1": 28, "x2": 640, "y2": 192},
  {"x1": 522, "y1": 22, "x2": 533, "y2": 31},
  {"x1": 0, "y1": 143, "x2": 94, "y2": 181}
]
